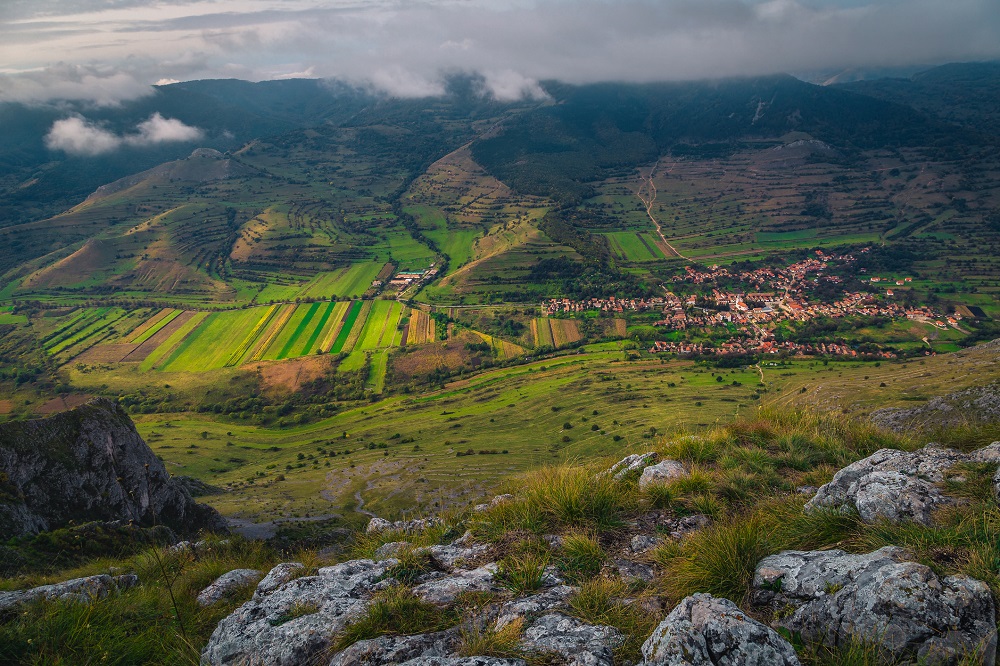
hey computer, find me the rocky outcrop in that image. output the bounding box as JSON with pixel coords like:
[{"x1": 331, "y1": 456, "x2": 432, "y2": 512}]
[
  {"x1": 753, "y1": 547, "x2": 997, "y2": 665},
  {"x1": 638, "y1": 460, "x2": 688, "y2": 489},
  {"x1": 0, "y1": 398, "x2": 226, "y2": 540},
  {"x1": 872, "y1": 381, "x2": 1000, "y2": 432},
  {"x1": 328, "y1": 629, "x2": 460, "y2": 666},
  {"x1": 521, "y1": 613, "x2": 622, "y2": 666},
  {"x1": 413, "y1": 563, "x2": 498, "y2": 605},
  {"x1": 642, "y1": 593, "x2": 801, "y2": 666},
  {"x1": 606, "y1": 453, "x2": 659, "y2": 480},
  {"x1": 0, "y1": 573, "x2": 138, "y2": 614},
  {"x1": 804, "y1": 445, "x2": 964, "y2": 524},
  {"x1": 366, "y1": 517, "x2": 442, "y2": 534},
  {"x1": 196, "y1": 569, "x2": 263, "y2": 606},
  {"x1": 201, "y1": 558, "x2": 395, "y2": 665}
]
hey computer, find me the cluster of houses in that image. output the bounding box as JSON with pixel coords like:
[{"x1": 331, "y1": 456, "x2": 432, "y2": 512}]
[
  {"x1": 541, "y1": 249, "x2": 954, "y2": 359},
  {"x1": 381, "y1": 266, "x2": 440, "y2": 292},
  {"x1": 543, "y1": 296, "x2": 668, "y2": 315},
  {"x1": 647, "y1": 339, "x2": 898, "y2": 358}
]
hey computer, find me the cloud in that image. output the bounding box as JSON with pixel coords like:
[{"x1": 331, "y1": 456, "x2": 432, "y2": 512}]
[
  {"x1": 479, "y1": 70, "x2": 549, "y2": 102},
  {"x1": 2, "y1": 0, "x2": 1000, "y2": 105},
  {"x1": 44, "y1": 117, "x2": 122, "y2": 155},
  {"x1": 129, "y1": 113, "x2": 203, "y2": 145},
  {"x1": 44, "y1": 113, "x2": 204, "y2": 156}
]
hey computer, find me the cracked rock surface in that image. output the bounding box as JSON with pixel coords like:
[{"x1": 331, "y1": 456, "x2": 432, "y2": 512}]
[
  {"x1": 642, "y1": 593, "x2": 800, "y2": 666},
  {"x1": 753, "y1": 546, "x2": 997, "y2": 665}
]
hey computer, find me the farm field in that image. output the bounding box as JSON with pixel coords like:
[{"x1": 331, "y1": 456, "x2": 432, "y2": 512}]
[
  {"x1": 531, "y1": 317, "x2": 582, "y2": 348},
  {"x1": 123, "y1": 343, "x2": 1000, "y2": 523},
  {"x1": 62, "y1": 299, "x2": 423, "y2": 374},
  {"x1": 603, "y1": 231, "x2": 666, "y2": 262}
]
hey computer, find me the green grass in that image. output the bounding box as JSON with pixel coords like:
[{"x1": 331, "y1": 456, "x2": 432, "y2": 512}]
[
  {"x1": 299, "y1": 301, "x2": 337, "y2": 356},
  {"x1": 277, "y1": 301, "x2": 321, "y2": 359},
  {"x1": 141, "y1": 312, "x2": 207, "y2": 371},
  {"x1": 160, "y1": 309, "x2": 269, "y2": 371},
  {"x1": 130, "y1": 309, "x2": 181, "y2": 345},
  {"x1": 330, "y1": 301, "x2": 363, "y2": 354},
  {"x1": 331, "y1": 586, "x2": 459, "y2": 652},
  {"x1": 357, "y1": 301, "x2": 393, "y2": 351},
  {"x1": 331, "y1": 263, "x2": 382, "y2": 298}
]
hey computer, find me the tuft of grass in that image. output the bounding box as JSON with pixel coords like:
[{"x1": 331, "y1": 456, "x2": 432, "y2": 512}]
[
  {"x1": 568, "y1": 577, "x2": 658, "y2": 664},
  {"x1": 642, "y1": 483, "x2": 675, "y2": 510},
  {"x1": 524, "y1": 465, "x2": 634, "y2": 529},
  {"x1": 458, "y1": 617, "x2": 525, "y2": 660},
  {"x1": 384, "y1": 546, "x2": 439, "y2": 585},
  {"x1": 496, "y1": 552, "x2": 549, "y2": 595},
  {"x1": 655, "y1": 513, "x2": 774, "y2": 604},
  {"x1": 557, "y1": 532, "x2": 605, "y2": 582},
  {"x1": 331, "y1": 585, "x2": 459, "y2": 652}
]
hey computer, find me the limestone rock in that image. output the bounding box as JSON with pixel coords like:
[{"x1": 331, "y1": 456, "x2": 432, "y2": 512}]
[
  {"x1": 196, "y1": 569, "x2": 262, "y2": 607},
  {"x1": 642, "y1": 593, "x2": 800, "y2": 666},
  {"x1": 606, "y1": 453, "x2": 658, "y2": 480},
  {"x1": 631, "y1": 534, "x2": 662, "y2": 554},
  {"x1": 328, "y1": 629, "x2": 459, "y2": 666},
  {"x1": 366, "y1": 516, "x2": 442, "y2": 534},
  {"x1": 413, "y1": 564, "x2": 498, "y2": 605},
  {"x1": 0, "y1": 574, "x2": 135, "y2": 614},
  {"x1": 256, "y1": 563, "x2": 305, "y2": 597},
  {"x1": 638, "y1": 460, "x2": 688, "y2": 489},
  {"x1": 753, "y1": 547, "x2": 996, "y2": 665},
  {"x1": 615, "y1": 558, "x2": 656, "y2": 584},
  {"x1": 494, "y1": 585, "x2": 576, "y2": 630},
  {"x1": 373, "y1": 541, "x2": 411, "y2": 560},
  {"x1": 201, "y1": 558, "x2": 395, "y2": 666},
  {"x1": 804, "y1": 445, "x2": 963, "y2": 524},
  {"x1": 425, "y1": 543, "x2": 492, "y2": 570},
  {"x1": 0, "y1": 398, "x2": 226, "y2": 539},
  {"x1": 521, "y1": 612, "x2": 622, "y2": 666}
]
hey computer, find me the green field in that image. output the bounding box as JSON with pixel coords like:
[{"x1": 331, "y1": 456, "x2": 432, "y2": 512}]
[
  {"x1": 357, "y1": 300, "x2": 394, "y2": 351},
  {"x1": 604, "y1": 231, "x2": 665, "y2": 262},
  {"x1": 330, "y1": 301, "x2": 364, "y2": 354},
  {"x1": 160, "y1": 309, "x2": 268, "y2": 371}
]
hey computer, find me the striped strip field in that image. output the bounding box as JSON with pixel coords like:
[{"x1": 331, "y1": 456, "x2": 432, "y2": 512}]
[{"x1": 330, "y1": 301, "x2": 363, "y2": 354}]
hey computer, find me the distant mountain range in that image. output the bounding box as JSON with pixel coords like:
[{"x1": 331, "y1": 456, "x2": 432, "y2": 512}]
[{"x1": 0, "y1": 62, "x2": 996, "y2": 227}]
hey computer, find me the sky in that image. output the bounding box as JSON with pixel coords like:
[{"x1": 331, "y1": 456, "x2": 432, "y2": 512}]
[{"x1": 1, "y1": 0, "x2": 998, "y2": 106}]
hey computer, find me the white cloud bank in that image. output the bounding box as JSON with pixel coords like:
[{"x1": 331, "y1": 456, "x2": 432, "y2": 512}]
[
  {"x1": 44, "y1": 113, "x2": 204, "y2": 156},
  {"x1": 2, "y1": 0, "x2": 999, "y2": 105}
]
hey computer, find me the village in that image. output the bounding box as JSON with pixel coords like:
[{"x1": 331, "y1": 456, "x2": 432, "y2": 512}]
[{"x1": 543, "y1": 249, "x2": 958, "y2": 358}]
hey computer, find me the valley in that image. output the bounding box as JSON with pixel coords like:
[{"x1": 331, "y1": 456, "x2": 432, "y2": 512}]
[{"x1": 1, "y1": 67, "x2": 999, "y2": 532}]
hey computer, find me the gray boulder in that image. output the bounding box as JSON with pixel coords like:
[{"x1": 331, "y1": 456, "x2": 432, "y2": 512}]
[
  {"x1": 413, "y1": 564, "x2": 498, "y2": 605},
  {"x1": 521, "y1": 612, "x2": 622, "y2": 666},
  {"x1": 255, "y1": 563, "x2": 305, "y2": 597},
  {"x1": 639, "y1": 460, "x2": 689, "y2": 489},
  {"x1": 425, "y1": 543, "x2": 492, "y2": 570},
  {"x1": 606, "y1": 452, "x2": 658, "y2": 480},
  {"x1": 201, "y1": 558, "x2": 395, "y2": 666},
  {"x1": 642, "y1": 593, "x2": 800, "y2": 666},
  {"x1": 0, "y1": 398, "x2": 226, "y2": 539},
  {"x1": 494, "y1": 585, "x2": 576, "y2": 630},
  {"x1": 0, "y1": 574, "x2": 137, "y2": 613},
  {"x1": 328, "y1": 629, "x2": 459, "y2": 666},
  {"x1": 753, "y1": 547, "x2": 996, "y2": 664},
  {"x1": 804, "y1": 445, "x2": 964, "y2": 524},
  {"x1": 196, "y1": 569, "x2": 262, "y2": 606}
]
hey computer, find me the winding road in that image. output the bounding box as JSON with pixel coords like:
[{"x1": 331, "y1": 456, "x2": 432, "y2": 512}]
[{"x1": 636, "y1": 158, "x2": 687, "y2": 260}]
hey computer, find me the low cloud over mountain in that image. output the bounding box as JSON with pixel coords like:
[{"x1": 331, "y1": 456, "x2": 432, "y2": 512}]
[{"x1": 44, "y1": 113, "x2": 204, "y2": 156}]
